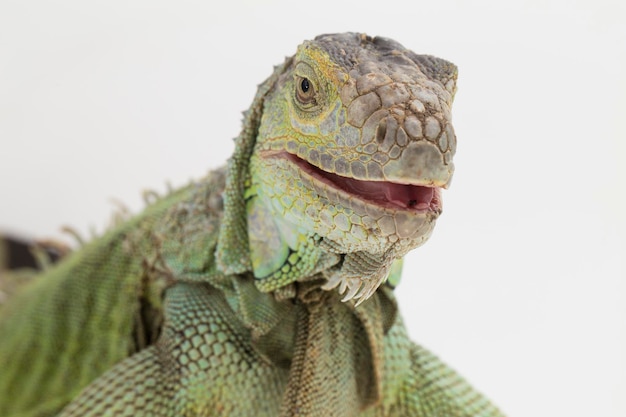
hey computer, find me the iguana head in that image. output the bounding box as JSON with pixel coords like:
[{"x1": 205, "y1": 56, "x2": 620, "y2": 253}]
[{"x1": 219, "y1": 33, "x2": 457, "y2": 303}]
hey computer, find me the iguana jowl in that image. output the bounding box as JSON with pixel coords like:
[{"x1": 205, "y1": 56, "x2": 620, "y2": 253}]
[{"x1": 0, "y1": 33, "x2": 504, "y2": 417}]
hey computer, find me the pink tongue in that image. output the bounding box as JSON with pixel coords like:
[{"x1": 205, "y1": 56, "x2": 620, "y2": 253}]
[{"x1": 332, "y1": 176, "x2": 434, "y2": 209}]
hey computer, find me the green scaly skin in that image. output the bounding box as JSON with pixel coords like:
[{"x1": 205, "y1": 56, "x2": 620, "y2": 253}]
[{"x1": 0, "y1": 33, "x2": 505, "y2": 417}]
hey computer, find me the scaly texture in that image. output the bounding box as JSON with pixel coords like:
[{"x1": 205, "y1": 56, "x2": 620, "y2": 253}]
[{"x1": 0, "y1": 33, "x2": 505, "y2": 417}]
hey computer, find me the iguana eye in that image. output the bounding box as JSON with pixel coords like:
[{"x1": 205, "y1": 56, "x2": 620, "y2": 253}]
[
  {"x1": 296, "y1": 76, "x2": 316, "y2": 106},
  {"x1": 301, "y1": 78, "x2": 310, "y2": 93}
]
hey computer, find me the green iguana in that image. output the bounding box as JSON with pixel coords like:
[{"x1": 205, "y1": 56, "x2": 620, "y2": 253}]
[{"x1": 0, "y1": 33, "x2": 504, "y2": 417}]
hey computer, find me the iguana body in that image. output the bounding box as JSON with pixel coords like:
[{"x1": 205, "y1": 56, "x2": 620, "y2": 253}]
[{"x1": 0, "y1": 33, "x2": 504, "y2": 416}]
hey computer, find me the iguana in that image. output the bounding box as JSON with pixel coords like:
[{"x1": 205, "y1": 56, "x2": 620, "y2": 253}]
[{"x1": 0, "y1": 33, "x2": 504, "y2": 417}]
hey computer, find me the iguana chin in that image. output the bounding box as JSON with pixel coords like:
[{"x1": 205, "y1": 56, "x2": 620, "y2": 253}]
[{"x1": 0, "y1": 33, "x2": 504, "y2": 417}]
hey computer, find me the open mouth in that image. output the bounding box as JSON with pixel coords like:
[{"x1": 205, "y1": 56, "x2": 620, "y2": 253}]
[{"x1": 274, "y1": 152, "x2": 441, "y2": 213}]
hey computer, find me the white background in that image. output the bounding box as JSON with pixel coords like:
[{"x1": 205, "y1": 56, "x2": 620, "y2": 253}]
[{"x1": 1, "y1": 1, "x2": 624, "y2": 416}]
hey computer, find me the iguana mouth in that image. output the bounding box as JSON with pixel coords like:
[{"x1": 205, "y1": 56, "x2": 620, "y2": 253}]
[{"x1": 273, "y1": 151, "x2": 441, "y2": 213}]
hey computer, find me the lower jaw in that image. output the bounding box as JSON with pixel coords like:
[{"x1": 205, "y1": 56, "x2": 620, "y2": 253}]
[{"x1": 252, "y1": 152, "x2": 441, "y2": 248}]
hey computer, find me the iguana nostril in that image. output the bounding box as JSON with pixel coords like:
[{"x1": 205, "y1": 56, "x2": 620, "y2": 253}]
[{"x1": 376, "y1": 119, "x2": 387, "y2": 143}]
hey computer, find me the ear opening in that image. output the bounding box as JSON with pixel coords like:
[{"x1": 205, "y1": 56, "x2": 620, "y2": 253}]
[{"x1": 216, "y1": 58, "x2": 292, "y2": 274}]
